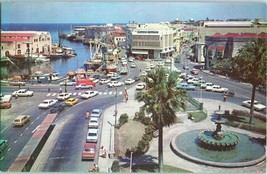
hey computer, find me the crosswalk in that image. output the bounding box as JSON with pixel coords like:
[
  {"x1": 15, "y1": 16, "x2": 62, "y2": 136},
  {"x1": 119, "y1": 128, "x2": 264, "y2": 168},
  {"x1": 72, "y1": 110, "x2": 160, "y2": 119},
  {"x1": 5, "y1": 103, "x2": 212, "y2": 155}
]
[{"x1": 46, "y1": 91, "x2": 123, "y2": 97}]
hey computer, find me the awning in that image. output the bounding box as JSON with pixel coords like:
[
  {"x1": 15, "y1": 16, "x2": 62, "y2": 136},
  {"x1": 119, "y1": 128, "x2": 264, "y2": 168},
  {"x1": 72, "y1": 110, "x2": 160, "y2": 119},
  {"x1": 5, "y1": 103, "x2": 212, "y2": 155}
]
[{"x1": 131, "y1": 50, "x2": 148, "y2": 55}]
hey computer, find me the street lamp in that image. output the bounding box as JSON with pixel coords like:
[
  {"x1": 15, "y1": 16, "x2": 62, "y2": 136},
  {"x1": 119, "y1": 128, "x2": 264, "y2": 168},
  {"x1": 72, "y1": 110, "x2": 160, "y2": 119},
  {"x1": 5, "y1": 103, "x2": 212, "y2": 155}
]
[
  {"x1": 129, "y1": 151, "x2": 133, "y2": 172},
  {"x1": 114, "y1": 87, "x2": 118, "y2": 126},
  {"x1": 107, "y1": 121, "x2": 114, "y2": 152}
]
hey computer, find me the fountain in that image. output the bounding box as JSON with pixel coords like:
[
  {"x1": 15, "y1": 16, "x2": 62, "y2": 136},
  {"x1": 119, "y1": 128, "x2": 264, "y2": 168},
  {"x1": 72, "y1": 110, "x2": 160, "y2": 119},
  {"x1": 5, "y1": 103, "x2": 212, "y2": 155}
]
[
  {"x1": 170, "y1": 107, "x2": 266, "y2": 167},
  {"x1": 197, "y1": 109, "x2": 239, "y2": 151}
]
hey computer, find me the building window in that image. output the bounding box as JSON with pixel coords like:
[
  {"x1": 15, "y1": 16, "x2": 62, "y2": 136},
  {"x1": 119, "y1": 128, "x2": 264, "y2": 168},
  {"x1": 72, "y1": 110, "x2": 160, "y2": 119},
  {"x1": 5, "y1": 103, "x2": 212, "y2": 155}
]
[{"x1": 17, "y1": 44, "x2": 20, "y2": 49}]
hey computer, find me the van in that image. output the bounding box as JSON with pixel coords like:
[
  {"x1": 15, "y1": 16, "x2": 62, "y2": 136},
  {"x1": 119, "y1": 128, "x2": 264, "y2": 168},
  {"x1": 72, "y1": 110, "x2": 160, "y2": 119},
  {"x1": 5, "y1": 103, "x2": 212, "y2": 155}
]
[
  {"x1": 77, "y1": 79, "x2": 96, "y2": 87},
  {"x1": 13, "y1": 115, "x2": 31, "y2": 126}
]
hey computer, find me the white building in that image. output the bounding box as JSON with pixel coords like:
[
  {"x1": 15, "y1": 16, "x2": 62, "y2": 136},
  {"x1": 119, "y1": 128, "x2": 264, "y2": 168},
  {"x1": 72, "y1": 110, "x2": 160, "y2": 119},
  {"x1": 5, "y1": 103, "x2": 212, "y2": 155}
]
[
  {"x1": 1, "y1": 31, "x2": 52, "y2": 57},
  {"x1": 131, "y1": 23, "x2": 175, "y2": 59}
]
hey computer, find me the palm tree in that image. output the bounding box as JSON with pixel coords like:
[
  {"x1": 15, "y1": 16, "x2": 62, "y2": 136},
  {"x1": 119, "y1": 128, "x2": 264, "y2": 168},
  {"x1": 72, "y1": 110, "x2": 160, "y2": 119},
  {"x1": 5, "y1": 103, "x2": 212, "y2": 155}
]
[
  {"x1": 136, "y1": 67, "x2": 187, "y2": 172},
  {"x1": 232, "y1": 38, "x2": 266, "y2": 124}
]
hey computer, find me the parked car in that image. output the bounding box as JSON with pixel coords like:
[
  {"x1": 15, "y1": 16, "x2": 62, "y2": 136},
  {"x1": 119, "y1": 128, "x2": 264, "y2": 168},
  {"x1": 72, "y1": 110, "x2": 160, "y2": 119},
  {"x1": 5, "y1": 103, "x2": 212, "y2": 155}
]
[
  {"x1": 191, "y1": 69, "x2": 199, "y2": 75},
  {"x1": 193, "y1": 79, "x2": 206, "y2": 86},
  {"x1": 223, "y1": 90, "x2": 235, "y2": 97},
  {"x1": 13, "y1": 115, "x2": 31, "y2": 126},
  {"x1": 130, "y1": 63, "x2": 136, "y2": 68},
  {"x1": 86, "y1": 129, "x2": 99, "y2": 143},
  {"x1": 136, "y1": 82, "x2": 146, "y2": 90},
  {"x1": 201, "y1": 82, "x2": 213, "y2": 89},
  {"x1": 128, "y1": 57, "x2": 135, "y2": 62},
  {"x1": 120, "y1": 68, "x2": 128, "y2": 75},
  {"x1": 88, "y1": 117, "x2": 99, "y2": 128},
  {"x1": 107, "y1": 72, "x2": 118, "y2": 77},
  {"x1": 0, "y1": 100, "x2": 11, "y2": 109},
  {"x1": 176, "y1": 83, "x2": 195, "y2": 90},
  {"x1": 9, "y1": 81, "x2": 26, "y2": 86},
  {"x1": 80, "y1": 90, "x2": 99, "y2": 99},
  {"x1": 133, "y1": 76, "x2": 141, "y2": 82},
  {"x1": 75, "y1": 83, "x2": 94, "y2": 90},
  {"x1": 149, "y1": 64, "x2": 156, "y2": 69},
  {"x1": 110, "y1": 75, "x2": 121, "y2": 80},
  {"x1": 241, "y1": 100, "x2": 266, "y2": 111},
  {"x1": 183, "y1": 65, "x2": 189, "y2": 70},
  {"x1": 57, "y1": 93, "x2": 71, "y2": 101},
  {"x1": 91, "y1": 109, "x2": 102, "y2": 118},
  {"x1": 140, "y1": 71, "x2": 147, "y2": 77},
  {"x1": 0, "y1": 94, "x2": 12, "y2": 102},
  {"x1": 207, "y1": 85, "x2": 228, "y2": 93},
  {"x1": 82, "y1": 143, "x2": 96, "y2": 160},
  {"x1": 50, "y1": 102, "x2": 66, "y2": 113},
  {"x1": 59, "y1": 80, "x2": 76, "y2": 86},
  {"x1": 99, "y1": 78, "x2": 110, "y2": 85},
  {"x1": 12, "y1": 89, "x2": 34, "y2": 97},
  {"x1": 65, "y1": 98, "x2": 78, "y2": 106},
  {"x1": 107, "y1": 81, "x2": 124, "y2": 87},
  {"x1": 125, "y1": 78, "x2": 135, "y2": 85},
  {"x1": 145, "y1": 67, "x2": 151, "y2": 72},
  {"x1": 187, "y1": 78, "x2": 199, "y2": 84},
  {"x1": 0, "y1": 139, "x2": 8, "y2": 154},
  {"x1": 0, "y1": 101, "x2": 11, "y2": 109},
  {"x1": 39, "y1": 99, "x2": 58, "y2": 109}
]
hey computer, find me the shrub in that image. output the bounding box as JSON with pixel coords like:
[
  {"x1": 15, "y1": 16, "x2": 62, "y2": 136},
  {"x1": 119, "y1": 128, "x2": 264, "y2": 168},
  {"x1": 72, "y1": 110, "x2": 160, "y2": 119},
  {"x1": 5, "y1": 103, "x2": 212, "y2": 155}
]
[
  {"x1": 119, "y1": 113, "x2": 129, "y2": 126},
  {"x1": 232, "y1": 109, "x2": 249, "y2": 117},
  {"x1": 142, "y1": 133, "x2": 153, "y2": 142},
  {"x1": 111, "y1": 160, "x2": 120, "y2": 172}
]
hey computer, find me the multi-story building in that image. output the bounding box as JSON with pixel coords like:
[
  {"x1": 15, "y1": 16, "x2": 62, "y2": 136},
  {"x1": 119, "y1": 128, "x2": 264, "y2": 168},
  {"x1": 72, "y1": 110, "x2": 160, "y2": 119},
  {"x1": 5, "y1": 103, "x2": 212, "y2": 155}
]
[
  {"x1": 131, "y1": 23, "x2": 175, "y2": 59},
  {"x1": 192, "y1": 19, "x2": 267, "y2": 65},
  {"x1": 1, "y1": 31, "x2": 51, "y2": 58}
]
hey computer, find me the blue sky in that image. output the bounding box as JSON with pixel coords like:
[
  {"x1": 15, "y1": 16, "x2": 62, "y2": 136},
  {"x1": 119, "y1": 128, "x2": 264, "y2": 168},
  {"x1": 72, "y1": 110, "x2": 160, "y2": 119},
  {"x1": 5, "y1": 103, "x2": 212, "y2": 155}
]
[{"x1": 1, "y1": 1, "x2": 266, "y2": 23}]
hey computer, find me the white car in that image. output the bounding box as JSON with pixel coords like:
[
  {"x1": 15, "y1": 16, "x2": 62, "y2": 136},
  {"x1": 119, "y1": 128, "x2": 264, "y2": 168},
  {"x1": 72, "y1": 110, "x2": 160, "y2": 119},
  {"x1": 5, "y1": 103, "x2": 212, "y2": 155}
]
[
  {"x1": 140, "y1": 71, "x2": 147, "y2": 76},
  {"x1": 107, "y1": 81, "x2": 124, "y2": 87},
  {"x1": 201, "y1": 82, "x2": 213, "y2": 89},
  {"x1": 39, "y1": 99, "x2": 58, "y2": 109},
  {"x1": 57, "y1": 93, "x2": 71, "y2": 101},
  {"x1": 149, "y1": 64, "x2": 156, "y2": 69},
  {"x1": 209, "y1": 85, "x2": 228, "y2": 93},
  {"x1": 187, "y1": 78, "x2": 199, "y2": 84},
  {"x1": 12, "y1": 89, "x2": 34, "y2": 97},
  {"x1": 107, "y1": 72, "x2": 118, "y2": 77},
  {"x1": 241, "y1": 100, "x2": 266, "y2": 111},
  {"x1": 88, "y1": 117, "x2": 99, "y2": 128},
  {"x1": 80, "y1": 90, "x2": 99, "y2": 99},
  {"x1": 136, "y1": 82, "x2": 146, "y2": 90},
  {"x1": 91, "y1": 109, "x2": 102, "y2": 118},
  {"x1": 99, "y1": 78, "x2": 110, "y2": 85},
  {"x1": 86, "y1": 129, "x2": 98, "y2": 143},
  {"x1": 205, "y1": 83, "x2": 215, "y2": 91},
  {"x1": 125, "y1": 78, "x2": 135, "y2": 85},
  {"x1": 128, "y1": 57, "x2": 135, "y2": 62},
  {"x1": 0, "y1": 94, "x2": 12, "y2": 102},
  {"x1": 130, "y1": 63, "x2": 136, "y2": 68}
]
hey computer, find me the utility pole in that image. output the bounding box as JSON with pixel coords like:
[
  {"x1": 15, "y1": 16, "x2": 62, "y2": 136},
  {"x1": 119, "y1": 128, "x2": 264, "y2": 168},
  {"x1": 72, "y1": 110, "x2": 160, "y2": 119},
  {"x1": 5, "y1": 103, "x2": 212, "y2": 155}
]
[{"x1": 114, "y1": 87, "x2": 118, "y2": 126}]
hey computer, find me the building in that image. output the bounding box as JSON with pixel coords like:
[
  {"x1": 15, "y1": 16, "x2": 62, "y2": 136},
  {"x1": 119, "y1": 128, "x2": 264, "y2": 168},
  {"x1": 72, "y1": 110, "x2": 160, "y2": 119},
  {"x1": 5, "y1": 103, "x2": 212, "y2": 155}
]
[
  {"x1": 130, "y1": 23, "x2": 175, "y2": 59},
  {"x1": 192, "y1": 19, "x2": 267, "y2": 66},
  {"x1": 1, "y1": 31, "x2": 52, "y2": 58}
]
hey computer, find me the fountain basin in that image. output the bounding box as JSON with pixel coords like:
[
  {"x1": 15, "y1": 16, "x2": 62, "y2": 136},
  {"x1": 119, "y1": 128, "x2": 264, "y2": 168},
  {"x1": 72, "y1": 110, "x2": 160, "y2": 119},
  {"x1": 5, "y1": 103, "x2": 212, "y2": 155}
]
[{"x1": 170, "y1": 129, "x2": 266, "y2": 167}]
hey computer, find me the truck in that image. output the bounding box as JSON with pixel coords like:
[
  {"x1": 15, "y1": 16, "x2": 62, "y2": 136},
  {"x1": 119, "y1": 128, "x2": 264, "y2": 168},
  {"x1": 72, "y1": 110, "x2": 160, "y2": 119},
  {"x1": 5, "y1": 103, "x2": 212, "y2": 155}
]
[{"x1": 77, "y1": 79, "x2": 96, "y2": 87}]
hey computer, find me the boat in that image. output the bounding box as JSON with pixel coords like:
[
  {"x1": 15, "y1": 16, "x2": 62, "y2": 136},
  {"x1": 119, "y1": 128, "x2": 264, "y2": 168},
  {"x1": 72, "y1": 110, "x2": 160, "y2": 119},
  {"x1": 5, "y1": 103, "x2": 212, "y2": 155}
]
[
  {"x1": 62, "y1": 47, "x2": 77, "y2": 58},
  {"x1": 106, "y1": 64, "x2": 117, "y2": 73},
  {"x1": 84, "y1": 41, "x2": 103, "y2": 71},
  {"x1": 34, "y1": 55, "x2": 50, "y2": 63}
]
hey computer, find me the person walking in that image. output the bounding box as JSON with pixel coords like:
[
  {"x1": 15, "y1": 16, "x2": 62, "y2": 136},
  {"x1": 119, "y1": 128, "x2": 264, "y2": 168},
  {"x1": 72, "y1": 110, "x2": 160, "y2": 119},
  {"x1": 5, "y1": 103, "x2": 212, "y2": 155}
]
[
  {"x1": 59, "y1": 87, "x2": 62, "y2": 93},
  {"x1": 223, "y1": 95, "x2": 227, "y2": 102}
]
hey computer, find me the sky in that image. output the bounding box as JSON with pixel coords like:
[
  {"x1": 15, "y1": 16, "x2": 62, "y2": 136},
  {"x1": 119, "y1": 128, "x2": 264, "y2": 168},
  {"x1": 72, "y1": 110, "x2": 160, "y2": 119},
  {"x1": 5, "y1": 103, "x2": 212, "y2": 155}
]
[{"x1": 1, "y1": 1, "x2": 266, "y2": 24}]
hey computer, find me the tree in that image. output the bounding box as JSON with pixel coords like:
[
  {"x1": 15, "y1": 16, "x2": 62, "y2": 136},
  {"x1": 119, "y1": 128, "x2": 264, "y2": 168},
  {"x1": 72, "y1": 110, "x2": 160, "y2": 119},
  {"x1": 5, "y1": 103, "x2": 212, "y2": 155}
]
[
  {"x1": 232, "y1": 38, "x2": 266, "y2": 124},
  {"x1": 136, "y1": 67, "x2": 187, "y2": 172}
]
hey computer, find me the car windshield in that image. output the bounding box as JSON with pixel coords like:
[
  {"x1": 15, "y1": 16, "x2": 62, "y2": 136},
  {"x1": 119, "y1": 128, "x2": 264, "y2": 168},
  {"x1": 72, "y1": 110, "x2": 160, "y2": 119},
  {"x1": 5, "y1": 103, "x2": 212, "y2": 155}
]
[
  {"x1": 84, "y1": 148, "x2": 94, "y2": 152},
  {"x1": 92, "y1": 111, "x2": 99, "y2": 115},
  {"x1": 88, "y1": 133, "x2": 97, "y2": 136}
]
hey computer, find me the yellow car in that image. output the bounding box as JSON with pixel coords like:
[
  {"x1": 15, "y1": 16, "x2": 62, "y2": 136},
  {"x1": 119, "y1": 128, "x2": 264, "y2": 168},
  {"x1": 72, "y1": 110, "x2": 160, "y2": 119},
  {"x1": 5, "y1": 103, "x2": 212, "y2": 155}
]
[
  {"x1": 65, "y1": 98, "x2": 78, "y2": 106},
  {"x1": 13, "y1": 115, "x2": 31, "y2": 126}
]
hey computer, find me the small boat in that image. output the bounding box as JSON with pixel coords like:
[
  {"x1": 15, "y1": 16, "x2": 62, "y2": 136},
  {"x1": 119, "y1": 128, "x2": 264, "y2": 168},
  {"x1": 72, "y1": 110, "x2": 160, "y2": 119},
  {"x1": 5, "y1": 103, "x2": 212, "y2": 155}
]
[
  {"x1": 34, "y1": 55, "x2": 50, "y2": 63},
  {"x1": 84, "y1": 41, "x2": 103, "y2": 71},
  {"x1": 62, "y1": 47, "x2": 77, "y2": 58}
]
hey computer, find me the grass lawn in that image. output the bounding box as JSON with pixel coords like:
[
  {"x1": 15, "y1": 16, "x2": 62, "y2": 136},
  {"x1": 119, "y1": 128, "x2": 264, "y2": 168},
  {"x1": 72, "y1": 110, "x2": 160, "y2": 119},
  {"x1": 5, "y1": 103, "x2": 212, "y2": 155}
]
[
  {"x1": 120, "y1": 164, "x2": 192, "y2": 173},
  {"x1": 188, "y1": 111, "x2": 206, "y2": 122}
]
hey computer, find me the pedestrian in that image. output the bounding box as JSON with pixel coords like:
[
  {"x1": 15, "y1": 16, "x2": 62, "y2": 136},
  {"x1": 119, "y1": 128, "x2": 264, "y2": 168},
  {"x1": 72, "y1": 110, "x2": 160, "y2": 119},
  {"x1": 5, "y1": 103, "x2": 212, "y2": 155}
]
[
  {"x1": 140, "y1": 68, "x2": 142, "y2": 72},
  {"x1": 86, "y1": 111, "x2": 90, "y2": 119},
  {"x1": 59, "y1": 87, "x2": 62, "y2": 93},
  {"x1": 48, "y1": 88, "x2": 51, "y2": 93},
  {"x1": 223, "y1": 95, "x2": 227, "y2": 102}
]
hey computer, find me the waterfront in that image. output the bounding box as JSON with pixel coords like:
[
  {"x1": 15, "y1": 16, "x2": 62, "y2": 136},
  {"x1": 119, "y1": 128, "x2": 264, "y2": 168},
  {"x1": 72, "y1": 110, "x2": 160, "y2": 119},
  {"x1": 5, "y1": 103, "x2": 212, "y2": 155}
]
[{"x1": 1, "y1": 23, "x2": 107, "y2": 77}]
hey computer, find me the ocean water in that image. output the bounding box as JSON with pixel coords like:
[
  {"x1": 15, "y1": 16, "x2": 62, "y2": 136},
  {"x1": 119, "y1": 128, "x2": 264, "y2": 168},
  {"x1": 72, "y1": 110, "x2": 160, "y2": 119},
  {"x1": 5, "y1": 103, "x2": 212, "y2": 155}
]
[{"x1": 1, "y1": 23, "x2": 107, "y2": 77}]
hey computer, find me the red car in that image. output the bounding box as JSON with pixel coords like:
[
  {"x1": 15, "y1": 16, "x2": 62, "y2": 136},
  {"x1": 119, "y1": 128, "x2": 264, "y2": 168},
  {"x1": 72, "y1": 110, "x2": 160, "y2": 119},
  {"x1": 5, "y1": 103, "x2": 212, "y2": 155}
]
[
  {"x1": 82, "y1": 143, "x2": 96, "y2": 160},
  {"x1": 0, "y1": 101, "x2": 11, "y2": 109}
]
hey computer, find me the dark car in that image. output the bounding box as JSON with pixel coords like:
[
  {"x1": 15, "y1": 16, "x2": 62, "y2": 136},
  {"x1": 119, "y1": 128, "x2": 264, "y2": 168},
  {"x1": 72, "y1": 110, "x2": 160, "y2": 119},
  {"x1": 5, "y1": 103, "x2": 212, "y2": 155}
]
[
  {"x1": 50, "y1": 102, "x2": 66, "y2": 113},
  {"x1": 133, "y1": 76, "x2": 141, "y2": 82}
]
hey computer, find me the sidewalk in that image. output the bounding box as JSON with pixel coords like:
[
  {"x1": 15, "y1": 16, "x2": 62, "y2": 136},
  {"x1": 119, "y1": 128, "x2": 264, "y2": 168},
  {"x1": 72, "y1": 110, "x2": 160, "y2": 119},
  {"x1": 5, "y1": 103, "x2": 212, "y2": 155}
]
[{"x1": 98, "y1": 87, "x2": 266, "y2": 173}]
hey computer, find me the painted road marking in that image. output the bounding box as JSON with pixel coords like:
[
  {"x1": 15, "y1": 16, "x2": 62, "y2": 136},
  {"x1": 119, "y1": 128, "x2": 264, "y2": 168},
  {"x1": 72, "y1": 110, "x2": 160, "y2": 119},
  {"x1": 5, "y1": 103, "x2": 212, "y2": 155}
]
[
  {"x1": 8, "y1": 148, "x2": 11, "y2": 151},
  {"x1": 32, "y1": 125, "x2": 40, "y2": 133},
  {"x1": 14, "y1": 140, "x2": 17, "y2": 144},
  {"x1": 47, "y1": 93, "x2": 51, "y2": 96},
  {"x1": 20, "y1": 133, "x2": 23, "y2": 137},
  {"x1": 52, "y1": 93, "x2": 57, "y2": 96},
  {"x1": 0, "y1": 157, "x2": 4, "y2": 160},
  {"x1": 109, "y1": 92, "x2": 113, "y2": 95}
]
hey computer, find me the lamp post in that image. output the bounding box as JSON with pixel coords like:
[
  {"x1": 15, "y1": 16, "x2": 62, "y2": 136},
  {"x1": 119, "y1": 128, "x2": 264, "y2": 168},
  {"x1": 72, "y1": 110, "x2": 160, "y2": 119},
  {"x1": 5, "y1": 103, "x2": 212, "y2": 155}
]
[
  {"x1": 129, "y1": 151, "x2": 133, "y2": 172},
  {"x1": 114, "y1": 87, "x2": 118, "y2": 126},
  {"x1": 107, "y1": 121, "x2": 114, "y2": 152}
]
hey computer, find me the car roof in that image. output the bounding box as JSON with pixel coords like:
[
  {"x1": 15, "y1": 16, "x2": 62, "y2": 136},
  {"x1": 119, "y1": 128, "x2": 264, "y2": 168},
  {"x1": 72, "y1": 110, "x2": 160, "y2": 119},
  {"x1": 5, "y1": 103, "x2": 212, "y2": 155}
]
[
  {"x1": 92, "y1": 109, "x2": 101, "y2": 112},
  {"x1": 84, "y1": 143, "x2": 96, "y2": 148},
  {"x1": 90, "y1": 117, "x2": 98, "y2": 121},
  {"x1": 88, "y1": 129, "x2": 98, "y2": 133},
  {"x1": 16, "y1": 115, "x2": 30, "y2": 119}
]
